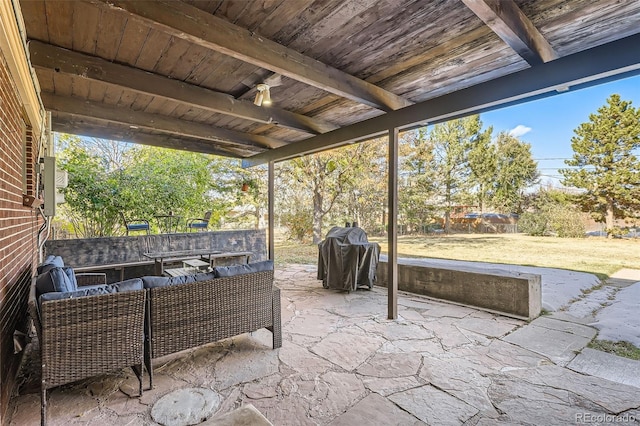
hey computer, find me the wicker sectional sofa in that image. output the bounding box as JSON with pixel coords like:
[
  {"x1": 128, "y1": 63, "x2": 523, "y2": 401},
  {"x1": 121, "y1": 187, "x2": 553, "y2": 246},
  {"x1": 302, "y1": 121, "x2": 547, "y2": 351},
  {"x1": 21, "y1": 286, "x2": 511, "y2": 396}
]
[
  {"x1": 29, "y1": 256, "x2": 281, "y2": 426},
  {"x1": 141, "y1": 264, "x2": 281, "y2": 387}
]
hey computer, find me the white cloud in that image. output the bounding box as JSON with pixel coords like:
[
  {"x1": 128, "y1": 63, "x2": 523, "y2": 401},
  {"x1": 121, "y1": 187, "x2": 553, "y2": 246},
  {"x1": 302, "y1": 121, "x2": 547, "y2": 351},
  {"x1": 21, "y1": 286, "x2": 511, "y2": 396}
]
[{"x1": 508, "y1": 124, "x2": 532, "y2": 138}]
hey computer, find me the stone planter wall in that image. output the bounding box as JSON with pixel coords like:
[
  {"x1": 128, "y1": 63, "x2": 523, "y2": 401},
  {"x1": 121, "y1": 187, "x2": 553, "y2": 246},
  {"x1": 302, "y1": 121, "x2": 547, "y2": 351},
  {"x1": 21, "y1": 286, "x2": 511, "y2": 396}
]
[{"x1": 44, "y1": 229, "x2": 267, "y2": 282}]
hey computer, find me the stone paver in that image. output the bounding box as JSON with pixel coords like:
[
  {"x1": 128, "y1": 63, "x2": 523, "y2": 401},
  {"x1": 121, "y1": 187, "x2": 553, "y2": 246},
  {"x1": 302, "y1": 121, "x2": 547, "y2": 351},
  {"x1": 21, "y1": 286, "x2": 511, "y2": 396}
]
[
  {"x1": 502, "y1": 316, "x2": 596, "y2": 365},
  {"x1": 591, "y1": 282, "x2": 640, "y2": 346},
  {"x1": 328, "y1": 393, "x2": 423, "y2": 425},
  {"x1": 568, "y1": 348, "x2": 640, "y2": 389},
  {"x1": 356, "y1": 352, "x2": 422, "y2": 378},
  {"x1": 8, "y1": 264, "x2": 640, "y2": 426},
  {"x1": 504, "y1": 364, "x2": 640, "y2": 413},
  {"x1": 564, "y1": 285, "x2": 617, "y2": 319},
  {"x1": 151, "y1": 388, "x2": 221, "y2": 426},
  {"x1": 202, "y1": 403, "x2": 272, "y2": 426},
  {"x1": 389, "y1": 385, "x2": 479, "y2": 425},
  {"x1": 419, "y1": 356, "x2": 498, "y2": 417},
  {"x1": 310, "y1": 329, "x2": 385, "y2": 371}
]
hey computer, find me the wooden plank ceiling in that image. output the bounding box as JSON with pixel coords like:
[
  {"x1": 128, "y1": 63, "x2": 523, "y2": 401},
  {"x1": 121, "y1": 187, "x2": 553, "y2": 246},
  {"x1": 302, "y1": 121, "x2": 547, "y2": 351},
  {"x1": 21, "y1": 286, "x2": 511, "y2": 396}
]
[{"x1": 19, "y1": 0, "x2": 640, "y2": 159}]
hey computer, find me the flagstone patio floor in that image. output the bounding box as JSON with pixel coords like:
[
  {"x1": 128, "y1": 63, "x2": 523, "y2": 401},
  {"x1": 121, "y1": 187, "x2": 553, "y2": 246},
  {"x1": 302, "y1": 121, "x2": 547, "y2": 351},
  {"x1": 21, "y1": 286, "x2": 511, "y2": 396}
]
[{"x1": 8, "y1": 264, "x2": 640, "y2": 425}]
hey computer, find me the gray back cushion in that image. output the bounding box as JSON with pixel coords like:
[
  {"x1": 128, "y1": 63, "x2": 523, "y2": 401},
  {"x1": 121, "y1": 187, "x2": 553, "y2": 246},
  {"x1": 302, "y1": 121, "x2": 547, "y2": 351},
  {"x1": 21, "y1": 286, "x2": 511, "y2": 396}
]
[
  {"x1": 39, "y1": 278, "x2": 143, "y2": 303},
  {"x1": 142, "y1": 272, "x2": 217, "y2": 289},
  {"x1": 213, "y1": 260, "x2": 273, "y2": 278},
  {"x1": 36, "y1": 267, "x2": 77, "y2": 297},
  {"x1": 37, "y1": 255, "x2": 64, "y2": 275}
]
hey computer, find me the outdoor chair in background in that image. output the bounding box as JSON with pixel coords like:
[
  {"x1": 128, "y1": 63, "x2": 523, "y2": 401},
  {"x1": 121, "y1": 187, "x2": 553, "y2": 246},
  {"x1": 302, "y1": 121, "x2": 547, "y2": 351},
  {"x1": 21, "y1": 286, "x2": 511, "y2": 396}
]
[
  {"x1": 120, "y1": 212, "x2": 150, "y2": 235},
  {"x1": 186, "y1": 211, "x2": 211, "y2": 232}
]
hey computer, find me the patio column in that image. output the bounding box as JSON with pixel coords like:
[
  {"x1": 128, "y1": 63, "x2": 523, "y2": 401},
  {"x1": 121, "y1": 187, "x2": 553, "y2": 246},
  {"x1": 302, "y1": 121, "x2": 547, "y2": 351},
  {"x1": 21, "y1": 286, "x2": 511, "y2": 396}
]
[
  {"x1": 387, "y1": 127, "x2": 398, "y2": 319},
  {"x1": 268, "y1": 161, "x2": 275, "y2": 261}
]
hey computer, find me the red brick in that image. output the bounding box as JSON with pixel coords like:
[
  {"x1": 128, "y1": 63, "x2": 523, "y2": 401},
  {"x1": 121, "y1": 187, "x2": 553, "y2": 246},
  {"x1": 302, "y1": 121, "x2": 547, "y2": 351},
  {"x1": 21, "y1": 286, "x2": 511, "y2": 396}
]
[{"x1": 0, "y1": 51, "x2": 41, "y2": 421}]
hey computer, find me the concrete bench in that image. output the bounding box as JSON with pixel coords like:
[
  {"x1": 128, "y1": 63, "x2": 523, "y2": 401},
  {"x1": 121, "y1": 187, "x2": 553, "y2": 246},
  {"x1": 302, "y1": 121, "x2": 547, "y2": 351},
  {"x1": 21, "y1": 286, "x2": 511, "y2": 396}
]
[{"x1": 377, "y1": 258, "x2": 541, "y2": 320}]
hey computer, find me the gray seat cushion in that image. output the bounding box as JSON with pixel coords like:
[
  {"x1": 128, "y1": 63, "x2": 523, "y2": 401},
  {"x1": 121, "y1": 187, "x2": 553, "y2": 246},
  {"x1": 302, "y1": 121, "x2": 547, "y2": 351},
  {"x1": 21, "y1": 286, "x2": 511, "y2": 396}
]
[
  {"x1": 142, "y1": 272, "x2": 217, "y2": 289},
  {"x1": 213, "y1": 260, "x2": 273, "y2": 278},
  {"x1": 36, "y1": 267, "x2": 77, "y2": 297},
  {"x1": 39, "y1": 278, "x2": 143, "y2": 303}
]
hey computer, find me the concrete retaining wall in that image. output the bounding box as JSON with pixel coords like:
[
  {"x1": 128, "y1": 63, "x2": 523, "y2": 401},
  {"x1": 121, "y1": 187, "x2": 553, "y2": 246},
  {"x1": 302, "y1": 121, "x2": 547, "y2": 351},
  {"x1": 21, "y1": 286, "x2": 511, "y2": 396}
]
[{"x1": 377, "y1": 259, "x2": 541, "y2": 320}]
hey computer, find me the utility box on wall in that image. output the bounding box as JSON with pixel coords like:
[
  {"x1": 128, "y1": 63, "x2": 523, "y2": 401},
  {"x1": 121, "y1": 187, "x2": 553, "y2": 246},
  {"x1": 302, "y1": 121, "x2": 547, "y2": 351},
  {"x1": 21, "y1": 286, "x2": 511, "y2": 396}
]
[
  {"x1": 43, "y1": 156, "x2": 56, "y2": 217},
  {"x1": 42, "y1": 156, "x2": 67, "y2": 217}
]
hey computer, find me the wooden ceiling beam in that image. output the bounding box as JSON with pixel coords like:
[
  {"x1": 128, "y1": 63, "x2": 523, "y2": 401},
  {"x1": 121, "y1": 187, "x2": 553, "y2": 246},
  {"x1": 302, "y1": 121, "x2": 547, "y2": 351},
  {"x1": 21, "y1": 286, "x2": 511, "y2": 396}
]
[
  {"x1": 41, "y1": 93, "x2": 287, "y2": 151},
  {"x1": 461, "y1": 0, "x2": 558, "y2": 65},
  {"x1": 29, "y1": 41, "x2": 337, "y2": 135},
  {"x1": 51, "y1": 115, "x2": 248, "y2": 157},
  {"x1": 244, "y1": 32, "x2": 640, "y2": 165},
  {"x1": 93, "y1": 0, "x2": 412, "y2": 112}
]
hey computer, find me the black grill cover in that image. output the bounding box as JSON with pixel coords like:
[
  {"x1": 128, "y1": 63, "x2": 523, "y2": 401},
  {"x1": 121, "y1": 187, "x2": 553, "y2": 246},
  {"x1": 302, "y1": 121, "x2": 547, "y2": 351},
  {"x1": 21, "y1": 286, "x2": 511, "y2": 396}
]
[{"x1": 317, "y1": 226, "x2": 380, "y2": 291}]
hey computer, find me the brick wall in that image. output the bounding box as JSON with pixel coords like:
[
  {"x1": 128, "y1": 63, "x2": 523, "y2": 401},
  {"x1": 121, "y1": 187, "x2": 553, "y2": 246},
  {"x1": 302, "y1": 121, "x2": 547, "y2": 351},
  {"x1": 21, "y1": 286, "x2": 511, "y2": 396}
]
[{"x1": 0, "y1": 51, "x2": 42, "y2": 422}]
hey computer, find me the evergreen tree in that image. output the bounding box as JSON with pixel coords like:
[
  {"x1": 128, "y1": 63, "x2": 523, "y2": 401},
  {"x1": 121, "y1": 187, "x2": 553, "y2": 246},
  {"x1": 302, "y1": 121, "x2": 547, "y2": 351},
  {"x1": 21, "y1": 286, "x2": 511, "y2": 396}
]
[
  {"x1": 399, "y1": 128, "x2": 438, "y2": 230},
  {"x1": 560, "y1": 94, "x2": 640, "y2": 233},
  {"x1": 467, "y1": 124, "x2": 496, "y2": 213},
  {"x1": 430, "y1": 115, "x2": 484, "y2": 232},
  {"x1": 492, "y1": 132, "x2": 539, "y2": 213}
]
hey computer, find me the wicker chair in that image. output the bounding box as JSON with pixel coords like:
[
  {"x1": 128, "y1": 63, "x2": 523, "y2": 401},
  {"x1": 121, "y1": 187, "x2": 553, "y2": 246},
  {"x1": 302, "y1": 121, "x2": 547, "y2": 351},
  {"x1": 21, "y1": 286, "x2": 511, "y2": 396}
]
[
  {"x1": 29, "y1": 274, "x2": 147, "y2": 426},
  {"x1": 144, "y1": 269, "x2": 281, "y2": 387}
]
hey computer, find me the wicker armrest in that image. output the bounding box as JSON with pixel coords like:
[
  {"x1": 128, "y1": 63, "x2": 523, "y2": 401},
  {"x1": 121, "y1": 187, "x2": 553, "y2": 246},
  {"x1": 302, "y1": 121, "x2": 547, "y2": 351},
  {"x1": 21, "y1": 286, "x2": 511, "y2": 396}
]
[{"x1": 76, "y1": 273, "x2": 107, "y2": 286}]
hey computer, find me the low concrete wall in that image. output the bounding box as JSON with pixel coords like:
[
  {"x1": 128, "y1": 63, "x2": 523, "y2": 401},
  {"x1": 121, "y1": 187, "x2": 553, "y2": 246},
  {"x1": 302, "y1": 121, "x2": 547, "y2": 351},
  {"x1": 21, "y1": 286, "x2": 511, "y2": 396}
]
[
  {"x1": 377, "y1": 258, "x2": 541, "y2": 320},
  {"x1": 44, "y1": 229, "x2": 267, "y2": 282}
]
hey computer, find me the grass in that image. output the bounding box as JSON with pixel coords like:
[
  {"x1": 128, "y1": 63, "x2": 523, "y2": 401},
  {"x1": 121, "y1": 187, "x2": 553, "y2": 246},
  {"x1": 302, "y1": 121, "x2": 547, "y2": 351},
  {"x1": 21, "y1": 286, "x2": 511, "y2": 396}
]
[
  {"x1": 276, "y1": 232, "x2": 639, "y2": 279},
  {"x1": 273, "y1": 239, "x2": 319, "y2": 267},
  {"x1": 588, "y1": 340, "x2": 640, "y2": 360}
]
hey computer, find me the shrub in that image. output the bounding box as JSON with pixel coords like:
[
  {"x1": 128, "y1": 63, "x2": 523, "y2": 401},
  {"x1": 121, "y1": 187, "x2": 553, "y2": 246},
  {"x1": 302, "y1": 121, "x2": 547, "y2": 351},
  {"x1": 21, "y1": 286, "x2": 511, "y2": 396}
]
[
  {"x1": 549, "y1": 206, "x2": 586, "y2": 238},
  {"x1": 606, "y1": 227, "x2": 626, "y2": 238},
  {"x1": 281, "y1": 210, "x2": 313, "y2": 242},
  {"x1": 518, "y1": 212, "x2": 548, "y2": 236}
]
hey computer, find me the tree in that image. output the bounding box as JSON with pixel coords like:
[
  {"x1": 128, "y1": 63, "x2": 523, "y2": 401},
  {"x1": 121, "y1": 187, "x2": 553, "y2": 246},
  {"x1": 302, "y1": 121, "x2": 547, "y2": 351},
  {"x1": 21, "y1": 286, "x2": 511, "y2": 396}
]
[
  {"x1": 56, "y1": 135, "x2": 231, "y2": 236},
  {"x1": 56, "y1": 135, "x2": 132, "y2": 237},
  {"x1": 491, "y1": 132, "x2": 539, "y2": 213},
  {"x1": 399, "y1": 129, "x2": 439, "y2": 230},
  {"x1": 467, "y1": 125, "x2": 496, "y2": 213},
  {"x1": 430, "y1": 115, "x2": 485, "y2": 233},
  {"x1": 284, "y1": 141, "x2": 381, "y2": 244},
  {"x1": 231, "y1": 162, "x2": 268, "y2": 230},
  {"x1": 560, "y1": 94, "x2": 640, "y2": 233},
  {"x1": 124, "y1": 147, "x2": 225, "y2": 227},
  {"x1": 519, "y1": 188, "x2": 586, "y2": 238}
]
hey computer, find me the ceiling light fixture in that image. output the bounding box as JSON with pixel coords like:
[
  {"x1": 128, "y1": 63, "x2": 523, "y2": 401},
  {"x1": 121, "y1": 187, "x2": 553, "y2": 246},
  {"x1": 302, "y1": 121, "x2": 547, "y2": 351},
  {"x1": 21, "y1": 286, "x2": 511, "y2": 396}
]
[{"x1": 254, "y1": 83, "x2": 272, "y2": 107}]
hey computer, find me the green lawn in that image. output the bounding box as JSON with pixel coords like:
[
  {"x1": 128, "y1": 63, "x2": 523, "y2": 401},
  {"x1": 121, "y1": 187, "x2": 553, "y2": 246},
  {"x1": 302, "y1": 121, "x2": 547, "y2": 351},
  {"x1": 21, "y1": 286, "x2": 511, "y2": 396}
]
[{"x1": 275, "y1": 233, "x2": 640, "y2": 279}]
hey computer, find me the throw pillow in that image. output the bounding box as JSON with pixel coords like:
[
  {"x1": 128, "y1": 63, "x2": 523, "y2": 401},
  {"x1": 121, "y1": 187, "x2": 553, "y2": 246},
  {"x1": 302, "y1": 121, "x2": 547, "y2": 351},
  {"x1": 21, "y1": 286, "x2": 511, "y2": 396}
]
[
  {"x1": 35, "y1": 267, "x2": 77, "y2": 297},
  {"x1": 62, "y1": 267, "x2": 78, "y2": 289}
]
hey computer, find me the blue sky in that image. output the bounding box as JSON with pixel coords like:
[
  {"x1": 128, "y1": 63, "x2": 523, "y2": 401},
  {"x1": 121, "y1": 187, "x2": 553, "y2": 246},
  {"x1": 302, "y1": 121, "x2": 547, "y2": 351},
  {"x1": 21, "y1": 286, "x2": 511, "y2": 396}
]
[{"x1": 481, "y1": 74, "x2": 640, "y2": 186}]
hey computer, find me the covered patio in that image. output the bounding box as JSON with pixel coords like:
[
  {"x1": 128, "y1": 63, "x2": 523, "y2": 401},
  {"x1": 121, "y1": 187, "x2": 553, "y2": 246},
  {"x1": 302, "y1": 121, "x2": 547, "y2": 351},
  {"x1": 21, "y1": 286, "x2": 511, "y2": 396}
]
[
  {"x1": 9, "y1": 264, "x2": 640, "y2": 425},
  {"x1": 3, "y1": 0, "x2": 640, "y2": 424},
  {"x1": 18, "y1": 0, "x2": 640, "y2": 321}
]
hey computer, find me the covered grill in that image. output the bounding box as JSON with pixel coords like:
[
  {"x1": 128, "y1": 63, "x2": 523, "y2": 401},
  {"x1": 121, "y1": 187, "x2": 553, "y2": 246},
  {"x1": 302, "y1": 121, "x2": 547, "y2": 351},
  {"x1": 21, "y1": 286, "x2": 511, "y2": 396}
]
[{"x1": 317, "y1": 226, "x2": 380, "y2": 292}]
